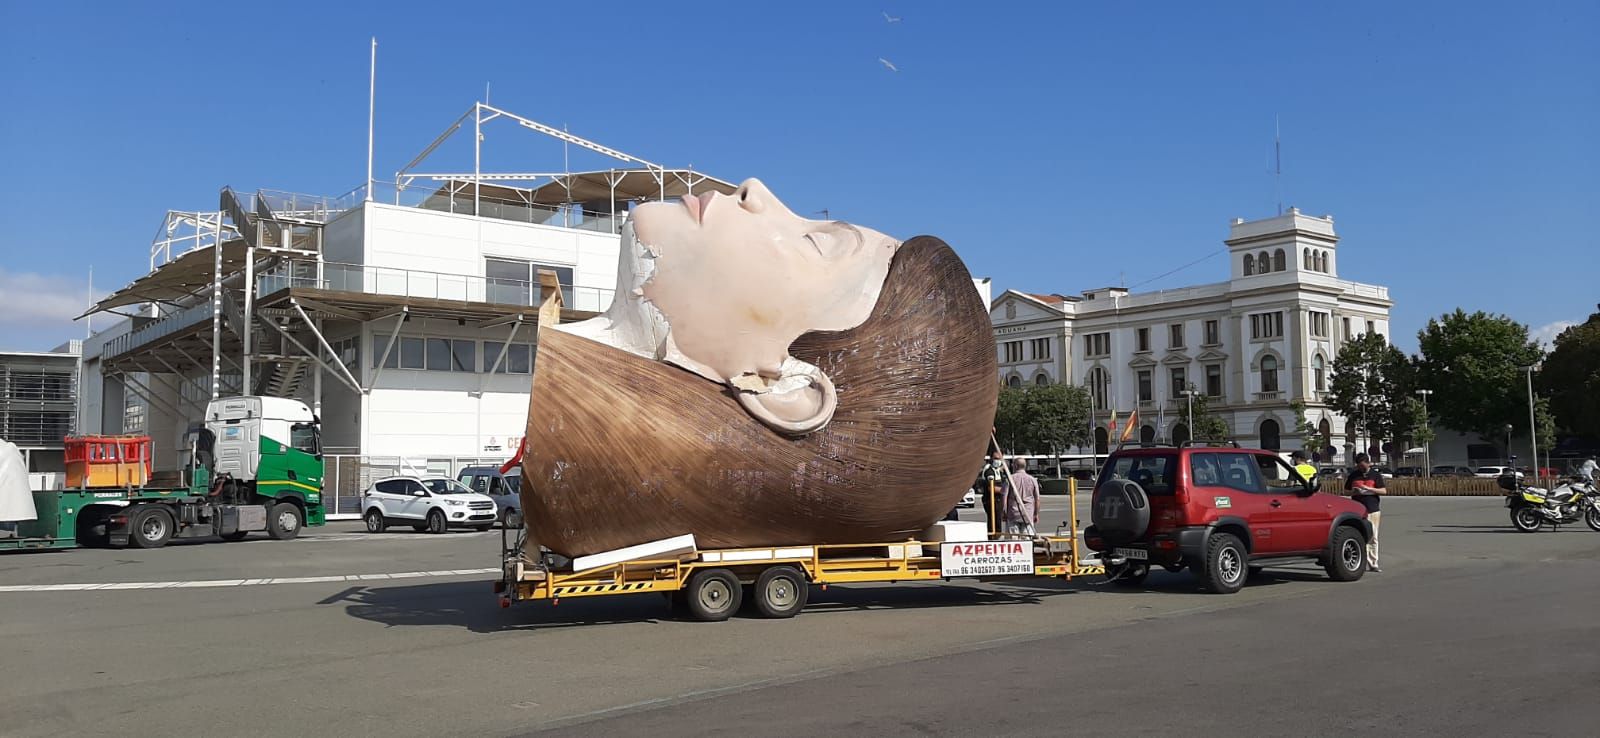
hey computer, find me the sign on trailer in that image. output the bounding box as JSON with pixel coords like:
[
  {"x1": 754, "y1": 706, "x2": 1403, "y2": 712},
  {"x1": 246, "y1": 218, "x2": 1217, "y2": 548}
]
[{"x1": 939, "y1": 541, "x2": 1033, "y2": 577}]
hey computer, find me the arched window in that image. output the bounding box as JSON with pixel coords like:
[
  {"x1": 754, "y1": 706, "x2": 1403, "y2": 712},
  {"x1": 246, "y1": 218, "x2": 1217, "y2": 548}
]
[
  {"x1": 1273, "y1": 249, "x2": 1286, "y2": 272},
  {"x1": 1007, "y1": 375, "x2": 1022, "y2": 388},
  {"x1": 1171, "y1": 423, "x2": 1191, "y2": 446},
  {"x1": 1243, "y1": 254, "x2": 1255, "y2": 276},
  {"x1": 1094, "y1": 427, "x2": 1109, "y2": 455},
  {"x1": 1303, "y1": 247, "x2": 1311, "y2": 269},
  {"x1": 1260, "y1": 355, "x2": 1279, "y2": 393},
  {"x1": 1316, "y1": 250, "x2": 1326, "y2": 272},
  {"x1": 1318, "y1": 418, "x2": 1333, "y2": 459},
  {"x1": 1313, "y1": 355, "x2": 1327, "y2": 392},
  {"x1": 1258, "y1": 251, "x2": 1271, "y2": 272},
  {"x1": 1034, "y1": 373, "x2": 1049, "y2": 386},
  {"x1": 1260, "y1": 419, "x2": 1281, "y2": 451},
  {"x1": 1140, "y1": 425, "x2": 1156, "y2": 443},
  {"x1": 1086, "y1": 367, "x2": 1110, "y2": 409}
]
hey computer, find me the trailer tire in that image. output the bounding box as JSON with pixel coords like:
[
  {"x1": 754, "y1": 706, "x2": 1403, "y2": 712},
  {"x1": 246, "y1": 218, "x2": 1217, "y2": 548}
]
[
  {"x1": 752, "y1": 566, "x2": 808, "y2": 619},
  {"x1": 130, "y1": 507, "x2": 174, "y2": 549},
  {"x1": 75, "y1": 508, "x2": 110, "y2": 548},
  {"x1": 683, "y1": 568, "x2": 742, "y2": 622},
  {"x1": 267, "y1": 502, "x2": 303, "y2": 540}
]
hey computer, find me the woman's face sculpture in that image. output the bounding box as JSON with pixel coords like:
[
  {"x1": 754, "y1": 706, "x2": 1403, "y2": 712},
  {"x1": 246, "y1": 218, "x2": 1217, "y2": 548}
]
[{"x1": 574, "y1": 178, "x2": 899, "y2": 436}]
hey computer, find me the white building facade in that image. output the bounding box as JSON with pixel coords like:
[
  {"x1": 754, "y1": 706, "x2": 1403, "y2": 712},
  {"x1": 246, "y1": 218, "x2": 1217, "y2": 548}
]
[{"x1": 991, "y1": 209, "x2": 1392, "y2": 459}]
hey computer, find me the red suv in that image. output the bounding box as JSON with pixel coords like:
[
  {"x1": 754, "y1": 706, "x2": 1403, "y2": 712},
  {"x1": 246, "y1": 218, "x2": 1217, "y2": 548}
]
[{"x1": 1082, "y1": 442, "x2": 1371, "y2": 594}]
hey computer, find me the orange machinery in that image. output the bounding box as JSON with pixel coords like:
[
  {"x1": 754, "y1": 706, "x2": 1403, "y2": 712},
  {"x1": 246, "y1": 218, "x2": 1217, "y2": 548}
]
[{"x1": 63, "y1": 435, "x2": 152, "y2": 489}]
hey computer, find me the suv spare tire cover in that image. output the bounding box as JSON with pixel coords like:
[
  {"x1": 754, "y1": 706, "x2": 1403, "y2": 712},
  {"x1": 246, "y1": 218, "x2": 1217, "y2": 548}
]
[{"x1": 1092, "y1": 479, "x2": 1151, "y2": 546}]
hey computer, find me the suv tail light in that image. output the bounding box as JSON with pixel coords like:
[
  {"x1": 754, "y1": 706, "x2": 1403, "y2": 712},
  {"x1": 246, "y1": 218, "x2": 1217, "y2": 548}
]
[{"x1": 1086, "y1": 534, "x2": 1104, "y2": 550}]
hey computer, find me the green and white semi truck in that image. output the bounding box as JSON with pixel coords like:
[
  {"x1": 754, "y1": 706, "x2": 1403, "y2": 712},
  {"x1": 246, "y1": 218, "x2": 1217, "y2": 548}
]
[{"x1": 1, "y1": 396, "x2": 326, "y2": 551}]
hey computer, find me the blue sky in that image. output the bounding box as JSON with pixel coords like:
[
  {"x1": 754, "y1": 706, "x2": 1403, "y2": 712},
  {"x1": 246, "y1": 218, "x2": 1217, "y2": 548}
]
[{"x1": 1, "y1": 1, "x2": 1595, "y2": 352}]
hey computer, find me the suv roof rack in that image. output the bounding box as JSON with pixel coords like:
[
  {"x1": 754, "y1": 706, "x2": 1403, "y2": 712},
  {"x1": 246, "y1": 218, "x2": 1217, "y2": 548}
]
[
  {"x1": 1179, "y1": 439, "x2": 1240, "y2": 448},
  {"x1": 1117, "y1": 441, "x2": 1176, "y2": 449}
]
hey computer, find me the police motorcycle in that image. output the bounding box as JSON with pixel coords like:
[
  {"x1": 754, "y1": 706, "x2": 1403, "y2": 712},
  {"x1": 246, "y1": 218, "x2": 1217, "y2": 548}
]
[{"x1": 1501, "y1": 469, "x2": 1600, "y2": 533}]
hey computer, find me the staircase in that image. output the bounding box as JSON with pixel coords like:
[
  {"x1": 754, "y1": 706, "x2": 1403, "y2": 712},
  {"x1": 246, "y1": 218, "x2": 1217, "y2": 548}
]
[{"x1": 257, "y1": 358, "x2": 310, "y2": 398}]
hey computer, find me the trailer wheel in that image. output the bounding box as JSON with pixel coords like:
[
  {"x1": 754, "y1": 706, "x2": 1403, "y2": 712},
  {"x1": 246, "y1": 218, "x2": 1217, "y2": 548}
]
[
  {"x1": 129, "y1": 507, "x2": 174, "y2": 549},
  {"x1": 683, "y1": 568, "x2": 742, "y2": 622},
  {"x1": 752, "y1": 566, "x2": 808, "y2": 619},
  {"x1": 267, "y1": 502, "x2": 303, "y2": 540},
  {"x1": 75, "y1": 508, "x2": 110, "y2": 548}
]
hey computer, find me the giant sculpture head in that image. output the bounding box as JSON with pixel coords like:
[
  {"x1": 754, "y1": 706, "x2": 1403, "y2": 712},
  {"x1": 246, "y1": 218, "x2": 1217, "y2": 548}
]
[{"x1": 558, "y1": 178, "x2": 899, "y2": 435}]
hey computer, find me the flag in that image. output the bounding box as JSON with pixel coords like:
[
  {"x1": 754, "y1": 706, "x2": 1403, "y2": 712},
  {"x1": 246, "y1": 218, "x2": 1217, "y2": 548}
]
[
  {"x1": 1108, "y1": 409, "x2": 1118, "y2": 436},
  {"x1": 1121, "y1": 409, "x2": 1138, "y2": 442}
]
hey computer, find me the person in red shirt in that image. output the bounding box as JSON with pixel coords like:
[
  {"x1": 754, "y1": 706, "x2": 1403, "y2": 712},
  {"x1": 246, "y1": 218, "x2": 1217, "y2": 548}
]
[{"x1": 1344, "y1": 452, "x2": 1385, "y2": 572}]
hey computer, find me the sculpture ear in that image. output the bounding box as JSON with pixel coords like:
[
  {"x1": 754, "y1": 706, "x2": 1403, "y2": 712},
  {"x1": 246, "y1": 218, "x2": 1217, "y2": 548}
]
[{"x1": 733, "y1": 368, "x2": 837, "y2": 437}]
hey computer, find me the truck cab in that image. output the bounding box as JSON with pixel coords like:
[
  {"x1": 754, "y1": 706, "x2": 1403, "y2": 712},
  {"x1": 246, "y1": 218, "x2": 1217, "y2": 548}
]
[{"x1": 205, "y1": 396, "x2": 325, "y2": 527}]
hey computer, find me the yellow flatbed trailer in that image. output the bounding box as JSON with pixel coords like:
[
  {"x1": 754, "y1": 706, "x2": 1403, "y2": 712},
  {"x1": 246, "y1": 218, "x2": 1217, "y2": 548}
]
[{"x1": 496, "y1": 532, "x2": 1104, "y2": 621}]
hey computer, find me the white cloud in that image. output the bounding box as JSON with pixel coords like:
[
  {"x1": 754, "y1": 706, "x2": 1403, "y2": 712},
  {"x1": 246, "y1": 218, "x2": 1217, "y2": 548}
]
[
  {"x1": 1531, "y1": 320, "x2": 1577, "y2": 349},
  {"x1": 0, "y1": 268, "x2": 99, "y2": 326}
]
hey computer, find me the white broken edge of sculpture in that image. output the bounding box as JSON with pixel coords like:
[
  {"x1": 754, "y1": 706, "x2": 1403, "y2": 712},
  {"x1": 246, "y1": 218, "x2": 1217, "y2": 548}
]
[{"x1": 555, "y1": 178, "x2": 901, "y2": 437}]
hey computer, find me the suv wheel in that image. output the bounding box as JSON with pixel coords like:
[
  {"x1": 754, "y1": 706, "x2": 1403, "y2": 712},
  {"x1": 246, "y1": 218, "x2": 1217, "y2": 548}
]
[
  {"x1": 1323, "y1": 525, "x2": 1367, "y2": 582},
  {"x1": 1198, "y1": 532, "x2": 1248, "y2": 594},
  {"x1": 364, "y1": 509, "x2": 387, "y2": 533},
  {"x1": 426, "y1": 509, "x2": 448, "y2": 534}
]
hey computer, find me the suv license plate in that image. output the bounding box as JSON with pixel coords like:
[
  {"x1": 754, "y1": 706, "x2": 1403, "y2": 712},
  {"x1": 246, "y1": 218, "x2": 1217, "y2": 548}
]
[{"x1": 1114, "y1": 547, "x2": 1148, "y2": 561}]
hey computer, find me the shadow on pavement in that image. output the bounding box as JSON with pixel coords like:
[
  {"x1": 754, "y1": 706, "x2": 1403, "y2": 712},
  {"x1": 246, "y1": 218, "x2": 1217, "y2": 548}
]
[{"x1": 334, "y1": 577, "x2": 1092, "y2": 633}]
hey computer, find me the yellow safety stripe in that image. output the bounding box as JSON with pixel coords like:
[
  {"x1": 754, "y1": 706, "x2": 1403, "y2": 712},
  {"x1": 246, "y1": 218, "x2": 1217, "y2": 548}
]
[
  {"x1": 552, "y1": 582, "x2": 656, "y2": 595},
  {"x1": 257, "y1": 479, "x2": 321, "y2": 494}
]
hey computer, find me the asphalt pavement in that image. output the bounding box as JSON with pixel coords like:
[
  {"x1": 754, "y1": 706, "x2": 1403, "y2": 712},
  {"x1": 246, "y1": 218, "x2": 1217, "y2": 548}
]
[{"x1": 1, "y1": 496, "x2": 1595, "y2": 737}]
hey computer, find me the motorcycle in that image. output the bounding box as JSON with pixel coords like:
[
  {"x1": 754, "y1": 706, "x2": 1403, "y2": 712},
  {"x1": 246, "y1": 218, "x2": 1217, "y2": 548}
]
[{"x1": 1501, "y1": 474, "x2": 1600, "y2": 532}]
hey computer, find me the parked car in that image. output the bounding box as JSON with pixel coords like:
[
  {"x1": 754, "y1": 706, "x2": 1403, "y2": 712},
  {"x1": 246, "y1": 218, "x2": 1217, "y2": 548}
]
[
  {"x1": 457, "y1": 465, "x2": 522, "y2": 527},
  {"x1": 1082, "y1": 443, "x2": 1371, "y2": 594},
  {"x1": 1431, "y1": 465, "x2": 1476, "y2": 477},
  {"x1": 362, "y1": 475, "x2": 498, "y2": 534},
  {"x1": 1473, "y1": 466, "x2": 1524, "y2": 479},
  {"x1": 1393, "y1": 466, "x2": 1424, "y2": 478}
]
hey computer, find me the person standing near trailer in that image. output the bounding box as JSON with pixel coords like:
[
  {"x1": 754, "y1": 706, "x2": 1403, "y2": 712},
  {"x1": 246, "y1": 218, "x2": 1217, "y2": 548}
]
[{"x1": 1001, "y1": 458, "x2": 1040, "y2": 536}]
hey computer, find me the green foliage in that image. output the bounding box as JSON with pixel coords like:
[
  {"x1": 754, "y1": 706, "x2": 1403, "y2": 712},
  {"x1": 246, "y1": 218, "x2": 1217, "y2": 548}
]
[
  {"x1": 1537, "y1": 305, "x2": 1600, "y2": 439},
  {"x1": 1327, "y1": 333, "x2": 1412, "y2": 444},
  {"x1": 1415, "y1": 309, "x2": 1544, "y2": 439},
  {"x1": 993, "y1": 384, "x2": 1092, "y2": 454},
  {"x1": 1398, "y1": 396, "x2": 1434, "y2": 446},
  {"x1": 1288, "y1": 400, "x2": 1319, "y2": 439}
]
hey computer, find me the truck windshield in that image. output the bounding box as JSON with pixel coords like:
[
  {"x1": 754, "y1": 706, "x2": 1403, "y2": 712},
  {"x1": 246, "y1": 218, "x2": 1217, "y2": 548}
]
[
  {"x1": 423, "y1": 478, "x2": 474, "y2": 495},
  {"x1": 290, "y1": 423, "x2": 321, "y2": 456}
]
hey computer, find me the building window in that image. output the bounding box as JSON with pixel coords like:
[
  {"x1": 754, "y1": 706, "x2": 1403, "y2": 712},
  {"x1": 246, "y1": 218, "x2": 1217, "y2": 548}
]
[
  {"x1": 1087, "y1": 367, "x2": 1110, "y2": 408},
  {"x1": 1250, "y1": 312, "x2": 1284, "y2": 340},
  {"x1": 1205, "y1": 364, "x2": 1223, "y2": 397},
  {"x1": 1204, "y1": 319, "x2": 1220, "y2": 346},
  {"x1": 1243, "y1": 254, "x2": 1255, "y2": 276},
  {"x1": 1310, "y1": 311, "x2": 1329, "y2": 338},
  {"x1": 1035, "y1": 373, "x2": 1049, "y2": 386},
  {"x1": 1317, "y1": 251, "x2": 1327, "y2": 272},
  {"x1": 423, "y1": 338, "x2": 476, "y2": 372},
  {"x1": 1135, "y1": 327, "x2": 1150, "y2": 352},
  {"x1": 1303, "y1": 247, "x2": 1311, "y2": 269},
  {"x1": 482, "y1": 341, "x2": 536, "y2": 374},
  {"x1": 1170, "y1": 367, "x2": 1186, "y2": 399},
  {"x1": 1258, "y1": 251, "x2": 1271, "y2": 272},
  {"x1": 1007, "y1": 375, "x2": 1022, "y2": 388},
  {"x1": 486, "y1": 257, "x2": 576, "y2": 306},
  {"x1": 1366, "y1": 319, "x2": 1376, "y2": 336},
  {"x1": 1140, "y1": 425, "x2": 1156, "y2": 444},
  {"x1": 1169, "y1": 323, "x2": 1185, "y2": 349},
  {"x1": 1084, "y1": 333, "x2": 1110, "y2": 357},
  {"x1": 1260, "y1": 355, "x2": 1280, "y2": 393},
  {"x1": 399, "y1": 337, "x2": 425, "y2": 370},
  {"x1": 1137, "y1": 370, "x2": 1152, "y2": 402},
  {"x1": 332, "y1": 336, "x2": 360, "y2": 374},
  {"x1": 1260, "y1": 419, "x2": 1281, "y2": 451},
  {"x1": 1313, "y1": 355, "x2": 1327, "y2": 391},
  {"x1": 1003, "y1": 341, "x2": 1023, "y2": 363},
  {"x1": 1341, "y1": 316, "x2": 1352, "y2": 341},
  {"x1": 1273, "y1": 249, "x2": 1286, "y2": 272},
  {"x1": 1030, "y1": 337, "x2": 1051, "y2": 361}
]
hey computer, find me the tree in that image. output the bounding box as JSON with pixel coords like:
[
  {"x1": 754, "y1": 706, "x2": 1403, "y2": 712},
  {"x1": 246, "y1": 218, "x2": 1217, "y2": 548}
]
[
  {"x1": 1326, "y1": 333, "x2": 1411, "y2": 450},
  {"x1": 993, "y1": 384, "x2": 1092, "y2": 455},
  {"x1": 1538, "y1": 304, "x2": 1600, "y2": 440},
  {"x1": 1288, "y1": 400, "x2": 1320, "y2": 445},
  {"x1": 1415, "y1": 309, "x2": 1544, "y2": 441},
  {"x1": 1183, "y1": 386, "x2": 1232, "y2": 441},
  {"x1": 1398, "y1": 396, "x2": 1434, "y2": 451}
]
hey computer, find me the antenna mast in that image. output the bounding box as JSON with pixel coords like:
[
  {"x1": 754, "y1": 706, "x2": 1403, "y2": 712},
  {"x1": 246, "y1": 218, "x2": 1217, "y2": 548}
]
[{"x1": 1274, "y1": 114, "x2": 1282, "y2": 216}]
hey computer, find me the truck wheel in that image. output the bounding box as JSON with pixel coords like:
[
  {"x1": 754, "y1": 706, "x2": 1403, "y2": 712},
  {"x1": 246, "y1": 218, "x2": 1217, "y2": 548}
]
[
  {"x1": 221, "y1": 531, "x2": 250, "y2": 542},
  {"x1": 1198, "y1": 532, "x2": 1247, "y2": 594},
  {"x1": 364, "y1": 509, "x2": 388, "y2": 533},
  {"x1": 75, "y1": 509, "x2": 110, "y2": 548},
  {"x1": 267, "y1": 503, "x2": 303, "y2": 540},
  {"x1": 683, "y1": 568, "x2": 743, "y2": 622},
  {"x1": 426, "y1": 509, "x2": 447, "y2": 534},
  {"x1": 130, "y1": 508, "x2": 174, "y2": 549},
  {"x1": 752, "y1": 566, "x2": 808, "y2": 618},
  {"x1": 1323, "y1": 525, "x2": 1367, "y2": 582}
]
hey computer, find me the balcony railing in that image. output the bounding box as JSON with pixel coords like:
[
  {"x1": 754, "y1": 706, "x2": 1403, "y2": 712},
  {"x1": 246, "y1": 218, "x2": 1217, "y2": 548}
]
[
  {"x1": 334, "y1": 180, "x2": 631, "y2": 235},
  {"x1": 257, "y1": 259, "x2": 615, "y2": 314}
]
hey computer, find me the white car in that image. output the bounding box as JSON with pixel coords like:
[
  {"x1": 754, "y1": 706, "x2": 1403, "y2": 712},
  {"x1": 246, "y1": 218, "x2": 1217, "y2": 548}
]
[
  {"x1": 363, "y1": 476, "x2": 498, "y2": 534},
  {"x1": 1473, "y1": 466, "x2": 1523, "y2": 479}
]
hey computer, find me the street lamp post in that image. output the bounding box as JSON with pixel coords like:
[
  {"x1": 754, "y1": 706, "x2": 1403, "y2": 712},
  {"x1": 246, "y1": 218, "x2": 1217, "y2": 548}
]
[
  {"x1": 1180, "y1": 389, "x2": 1197, "y2": 441},
  {"x1": 1415, "y1": 388, "x2": 1433, "y2": 477},
  {"x1": 1503, "y1": 423, "x2": 1514, "y2": 467},
  {"x1": 1522, "y1": 365, "x2": 1539, "y2": 477}
]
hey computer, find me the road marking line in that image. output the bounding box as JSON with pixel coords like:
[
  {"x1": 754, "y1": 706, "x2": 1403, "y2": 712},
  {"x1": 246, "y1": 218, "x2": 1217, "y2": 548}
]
[{"x1": 0, "y1": 568, "x2": 498, "y2": 593}]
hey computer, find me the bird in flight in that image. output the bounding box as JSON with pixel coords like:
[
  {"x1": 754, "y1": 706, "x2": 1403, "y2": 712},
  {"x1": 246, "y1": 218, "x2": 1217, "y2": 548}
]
[
  {"x1": 883, "y1": 11, "x2": 901, "y2": 23},
  {"x1": 878, "y1": 57, "x2": 899, "y2": 72}
]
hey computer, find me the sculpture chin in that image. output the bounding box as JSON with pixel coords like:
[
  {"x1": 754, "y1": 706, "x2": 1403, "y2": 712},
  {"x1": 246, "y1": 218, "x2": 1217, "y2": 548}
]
[{"x1": 555, "y1": 221, "x2": 863, "y2": 436}]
